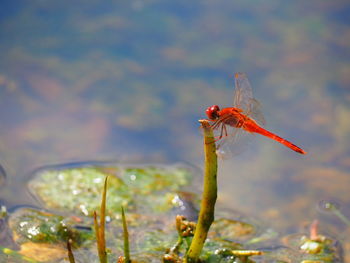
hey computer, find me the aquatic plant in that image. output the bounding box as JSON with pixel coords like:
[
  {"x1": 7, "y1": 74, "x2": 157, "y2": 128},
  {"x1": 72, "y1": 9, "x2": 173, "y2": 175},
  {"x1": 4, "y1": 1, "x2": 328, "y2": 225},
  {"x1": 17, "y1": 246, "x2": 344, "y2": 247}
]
[
  {"x1": 186, "y1": 120, "x2": 218, "y2": 262},
  {"x1": 319, "y1": 200, "x2": 350, "y2": 227},
  {"x1": 118, "y1": 206, "x2": 131, "y2": 263},
  {"x1": 66, "y1": 239, "x2": 76, "y2": 263},
  {"x1": 61, "y1": 178, "x2": 133, "y2": 263},
  {"x1": 94, "y1": 176, "x2": 108, "y2": 263}
]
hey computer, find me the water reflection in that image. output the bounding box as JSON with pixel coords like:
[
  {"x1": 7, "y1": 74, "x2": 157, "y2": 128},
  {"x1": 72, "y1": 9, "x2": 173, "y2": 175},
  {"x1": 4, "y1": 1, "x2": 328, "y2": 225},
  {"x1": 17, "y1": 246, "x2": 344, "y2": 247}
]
[{"x1": 0, "y1": 165, "x2": 5, "y2": 187}]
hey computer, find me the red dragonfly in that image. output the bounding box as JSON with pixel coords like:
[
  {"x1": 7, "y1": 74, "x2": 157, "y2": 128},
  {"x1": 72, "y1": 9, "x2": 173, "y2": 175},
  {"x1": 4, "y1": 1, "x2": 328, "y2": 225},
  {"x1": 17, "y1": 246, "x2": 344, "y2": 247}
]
[{"x1": 205, "y1": 73, "x2": 306, "y2": 155}]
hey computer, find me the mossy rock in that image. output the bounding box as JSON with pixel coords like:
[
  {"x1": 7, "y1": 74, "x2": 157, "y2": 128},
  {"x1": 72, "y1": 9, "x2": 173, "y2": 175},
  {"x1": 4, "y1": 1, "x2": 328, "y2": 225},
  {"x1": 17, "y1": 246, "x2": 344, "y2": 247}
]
[{"x1": 28, "y1": 164, "x2": 197, "y2": 218}]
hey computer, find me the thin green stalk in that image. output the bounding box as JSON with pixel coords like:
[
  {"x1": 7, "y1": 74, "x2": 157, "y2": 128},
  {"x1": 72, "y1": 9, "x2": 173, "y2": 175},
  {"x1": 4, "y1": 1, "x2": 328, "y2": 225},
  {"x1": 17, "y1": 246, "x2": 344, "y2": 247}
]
[
  {"x1": 186, "y1": 119, "x2": 218, "y2": 262},
  {"x1": 94, "y1": 176, "x2": 109, "y2": 263},
  {"x1": 121, "y1": 206, "x2": 131, "y2": 263},
  {"x1": 100, "y1": 176, "x2": 108, "y2": 252},
  {"x1": 321, "y1": 201, "x2": 350, "y2": 227},
  {"x1": 332, "y1": 208, "x2": 350, "y2": 227},
  {"x1": 93, "y1": 211, "x2": 102, "y2": 259}
]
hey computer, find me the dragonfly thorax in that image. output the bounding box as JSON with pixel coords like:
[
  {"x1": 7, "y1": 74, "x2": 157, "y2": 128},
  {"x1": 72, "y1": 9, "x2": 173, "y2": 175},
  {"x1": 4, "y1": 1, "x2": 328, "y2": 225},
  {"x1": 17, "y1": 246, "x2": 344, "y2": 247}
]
[{"x1": 206, "y1": 105, "x2": 220, "y2": 120}]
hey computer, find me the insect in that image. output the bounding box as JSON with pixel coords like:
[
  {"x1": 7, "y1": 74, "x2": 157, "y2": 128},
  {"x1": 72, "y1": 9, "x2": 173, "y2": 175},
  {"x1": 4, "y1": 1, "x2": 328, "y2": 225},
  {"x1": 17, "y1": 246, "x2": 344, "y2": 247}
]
[{"x1": 205, "y1": 73, "x2": 306, "y2": 155}]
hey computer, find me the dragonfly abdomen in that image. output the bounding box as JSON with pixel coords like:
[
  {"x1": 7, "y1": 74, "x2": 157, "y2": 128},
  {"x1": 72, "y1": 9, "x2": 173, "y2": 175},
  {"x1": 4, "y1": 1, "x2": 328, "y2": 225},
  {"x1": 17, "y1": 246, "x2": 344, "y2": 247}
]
[{"x1": 243, "y1": 121, "x2": 306, "y2": 154}]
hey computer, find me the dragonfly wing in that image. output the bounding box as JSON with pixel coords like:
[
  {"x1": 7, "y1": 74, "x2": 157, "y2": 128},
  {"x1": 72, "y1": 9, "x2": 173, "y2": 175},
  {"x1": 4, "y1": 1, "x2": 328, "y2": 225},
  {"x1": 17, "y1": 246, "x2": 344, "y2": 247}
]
[
  {"x1": 246, "y1": 98, "x2": 266, "y2": 126},
  {"x1": 233, "y1": 72, "x2": 253, "y2": 112},
  {"x1": 215, "y1": 124, "x2": 255, "y2": 158},
  {"x1": 233, "y1": 73, "x2": 265, "y2": 126}
]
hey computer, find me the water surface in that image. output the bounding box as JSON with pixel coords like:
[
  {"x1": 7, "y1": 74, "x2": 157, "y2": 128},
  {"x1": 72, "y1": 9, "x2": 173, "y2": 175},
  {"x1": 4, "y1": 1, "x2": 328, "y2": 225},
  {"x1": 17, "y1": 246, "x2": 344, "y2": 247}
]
[{"x1": 0, "y1": 0, "x2": 349, "y2": 252}]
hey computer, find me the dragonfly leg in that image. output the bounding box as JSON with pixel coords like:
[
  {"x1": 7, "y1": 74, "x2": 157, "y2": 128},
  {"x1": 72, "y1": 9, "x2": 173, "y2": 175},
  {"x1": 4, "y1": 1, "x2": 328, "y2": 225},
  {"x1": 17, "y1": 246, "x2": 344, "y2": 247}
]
[
  {"x1": 208, "y1": 115, "x2": 233, "y2": 143},
  {"x1": 204, "y1": 123, "x2": 224, "y2": 144},
  {"x1": 210, "y1": 114, "x2": 232, "y2": 130},
  {"x1": 211, "y1": 121, "x2": 221, "y2": 130},
  {"x1": 212, "y1": 124, "x2": 226, "y2": 142},
  {"x1": 223, "y1": 124, "x2": 228, "y2": 137},
  {"x1": 219, "y1": 122, "x2": 229, "y2": 140},
  {"x1": 212, "y1": 123, "x2": 229, "y2": 142}
]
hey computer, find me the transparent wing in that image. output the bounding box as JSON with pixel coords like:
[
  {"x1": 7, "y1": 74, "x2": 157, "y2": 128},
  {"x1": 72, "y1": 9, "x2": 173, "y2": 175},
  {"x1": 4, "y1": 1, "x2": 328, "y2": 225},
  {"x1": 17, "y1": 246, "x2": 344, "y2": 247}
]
[
  {"x1": 233, "y1": 72, "x2": 265, "y2": 126},
  {"x1": 246, "y1": 98, "x2": 266, "y2": 126},
  {"x1": 233, "y1": 72, "x2": 253, "y2": 112},
  {"x1": 213, "y1": 123, "x2": 255, "y2": 158}
]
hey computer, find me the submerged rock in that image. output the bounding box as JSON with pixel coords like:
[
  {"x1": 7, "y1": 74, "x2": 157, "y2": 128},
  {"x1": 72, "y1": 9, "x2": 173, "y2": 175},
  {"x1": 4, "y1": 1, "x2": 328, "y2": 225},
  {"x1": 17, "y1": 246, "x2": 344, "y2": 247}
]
[
  {"x1": 9, "y1": 208, "x2": 92, "y2": 246},
  {"x1": 28, "y1": 164, "x2": 197, "y2": 218}
]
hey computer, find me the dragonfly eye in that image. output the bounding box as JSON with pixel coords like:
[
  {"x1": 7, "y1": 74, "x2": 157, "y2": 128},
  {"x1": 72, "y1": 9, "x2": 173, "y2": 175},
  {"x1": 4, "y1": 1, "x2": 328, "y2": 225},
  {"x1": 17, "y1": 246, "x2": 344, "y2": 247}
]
[{"x1": 206, "y1": 105, "x2": 220, "y2": 120}]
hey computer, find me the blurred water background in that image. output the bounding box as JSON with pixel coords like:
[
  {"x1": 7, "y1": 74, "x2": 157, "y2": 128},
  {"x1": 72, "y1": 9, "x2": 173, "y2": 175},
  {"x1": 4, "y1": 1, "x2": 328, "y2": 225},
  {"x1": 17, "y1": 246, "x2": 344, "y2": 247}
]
[{"x1": 0, "y1": 0, "x2": 349, "y2": 247}]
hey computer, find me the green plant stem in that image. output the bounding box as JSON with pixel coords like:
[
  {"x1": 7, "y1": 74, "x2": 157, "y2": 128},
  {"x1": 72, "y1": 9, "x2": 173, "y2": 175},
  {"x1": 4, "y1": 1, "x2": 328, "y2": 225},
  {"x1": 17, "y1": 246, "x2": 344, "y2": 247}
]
[
  {"x1": 121, "y1": 206, "x2": 131, "y2": 263},
  {"x1": 333, "y1": 208, "x2": 350, "y2": 227},
  {"x1": 186, "y1": 119, "x2": 218, "y2": 262},
  {"x1": 100, "y1": 176, "x2": 108, "y2": 253},
  {"x1": 94, "y1": 176, "x2": 109, "y2": 263}
]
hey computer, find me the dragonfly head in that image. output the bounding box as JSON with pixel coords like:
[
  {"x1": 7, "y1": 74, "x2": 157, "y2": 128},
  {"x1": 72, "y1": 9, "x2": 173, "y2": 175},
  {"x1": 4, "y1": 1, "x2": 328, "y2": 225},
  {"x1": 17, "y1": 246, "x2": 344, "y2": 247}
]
[{"x1": 206, "y1": 105, "x2": 220, "y2": 120}]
